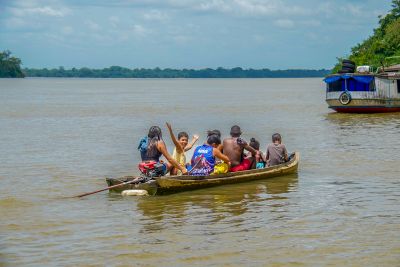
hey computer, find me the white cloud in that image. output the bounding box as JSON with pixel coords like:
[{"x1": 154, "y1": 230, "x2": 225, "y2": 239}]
[
  {"x1": 3, "y1": 1, "x2": 71, "y2": 29},
  {"x1": 194, "y1": 0, "x2": 278, "y2": 16},
  {"x1": 173, "y1": 34, "x2": 192, "y2": 44},
  {"x1": 143, "y1": 10, "x2": 169, "y2": 21},
  {"x1": 4, "y1": 17, "x2": 29, "y2": 29},
  {"x1": 109, "y1": 16, "x2": 120, "y2": 28},
  {"x1": 234, "y1": 0, "x2": 279, "y2": 16},
  {"x1": 302, "y1": 19, "x2": 321, "y2": 27},
  {"x1": 131, "y1": 24, "x2": 149, "y2": 36},
  {"x1": 197, "y1": 0, "x2": 232, "y2": 13},
  {"x1": 341, "y1": 4, "x2": 362, "y2": 17},
  {"x1": 274, "y1": 19, "x2": 294, "y2": 28},
  {"x1": 62, "y1": 26, "x2": 74, "y2": 35},
  {"x1": 9, "y1": 6, "x2": 69, "y2": 17},
  {"x1": 85, "y1": 20, "x2": 101, "y2": 31},
  {"x1": 191, "y1": 0, "x2": 312, "y2": 17},
  {"x1": 252, "y1": 34, "x2": 267, "y2": 43}
]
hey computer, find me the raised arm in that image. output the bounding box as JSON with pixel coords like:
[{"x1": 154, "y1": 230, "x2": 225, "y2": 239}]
[
  {"x1": 157, "y1": 141, "x2": 187, "y2": 174},
  {"x1": 184, "y1": 134, "x2": 199, "y2": 152},
  {"x1": 166, "y1": 122, "x2": 184, "y2": 154}
]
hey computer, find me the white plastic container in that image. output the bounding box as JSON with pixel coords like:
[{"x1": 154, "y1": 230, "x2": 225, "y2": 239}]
[
  {"x1": 356, "y1": 66, "x2": 371, "y2": 73},
  {"x1": 121, "y1": 189, "x2": 149, "y2": 196}
]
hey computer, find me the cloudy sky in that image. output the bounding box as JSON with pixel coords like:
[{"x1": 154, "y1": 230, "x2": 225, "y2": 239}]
[{"x1": 0, "y1": 0, "x2": 392, "y2": 69}]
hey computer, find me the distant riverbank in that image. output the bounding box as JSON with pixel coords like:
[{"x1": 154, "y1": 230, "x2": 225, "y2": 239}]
[{"x1": 23, "y1": 66, "x2": 330, "y2": 78}]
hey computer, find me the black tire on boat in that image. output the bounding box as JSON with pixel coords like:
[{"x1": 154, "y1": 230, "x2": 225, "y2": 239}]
[
  {"x1": 339, "y1": 92, "x2": 351, "y2": 105},
  {"x1": 338, "y1": 69, "x2": 353, "y2": 74},
  {"x1": 342, "y1": 59, "x2": 355, "y2": 65},
  {"x1": 342, "y1": 62, "x2": 355, "y2": 69},
  {"x1": 341, "y1": 67, "x2": 354, "y2": 73}
]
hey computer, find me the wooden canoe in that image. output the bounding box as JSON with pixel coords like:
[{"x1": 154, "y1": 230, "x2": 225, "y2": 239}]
[{"x1": 106, "y1": 151, "x2": 299, "y2": 195}]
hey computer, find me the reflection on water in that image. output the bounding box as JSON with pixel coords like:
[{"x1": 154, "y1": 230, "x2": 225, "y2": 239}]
[
  {"x1": 1, "y1": 78, "x2": 399, "y2": 266},
  {"x1": 136, "y1": 174, "x2": 299, "y2": 233},
  {"x1": 325, "y1": 112, "x2": 400, "y2": 127}
]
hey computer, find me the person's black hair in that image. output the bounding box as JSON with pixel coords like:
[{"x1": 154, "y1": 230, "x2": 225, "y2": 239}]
[
  {"x1": 148, "y1": 126, "x2": 162, "y2": 140},
  {"x1": 178, "y1": 131, "x2": 189, "y2": 140},
  {"x1": 230, "y1": 125, "x2": 241, "y2": 137},
  {"x1": 249, "y1": 137, "x2": 260, "y2": 150},
  {"x1": 207, "y1": 129, "x2": 221, "y2": 138},
  {"x1": 207, "y1": 134, "x2": 221, "y2": 146},
  {"x1": 272, "y1": 133, "x2": 282, "y2": 142},
  {"x1": 147, "y1": 126, "x2": 162, "y2": 157}
]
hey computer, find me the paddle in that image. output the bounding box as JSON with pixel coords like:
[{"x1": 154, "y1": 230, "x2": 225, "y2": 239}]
[
  {"x1": 71, "y1": 177, "x2": 141, "y2": 198},
  {"x1": 71, "y1": 157, "x2": 202, "y2": 198}
]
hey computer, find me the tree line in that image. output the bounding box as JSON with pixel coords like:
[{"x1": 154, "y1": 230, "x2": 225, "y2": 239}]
[
  {"x1": 22, "y1": 66, "x2": 330, "y2": 78},
  {"x1": 1, "y1": 50, "x2": 330, "y2": 78}
]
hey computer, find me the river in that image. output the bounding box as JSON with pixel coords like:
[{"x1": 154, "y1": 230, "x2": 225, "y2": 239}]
[{"x1": 0, "y1": 78, "x2": 399, "y2": 266}]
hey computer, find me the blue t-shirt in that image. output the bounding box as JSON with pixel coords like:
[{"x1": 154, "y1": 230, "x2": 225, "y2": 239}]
[{"x1": 190, "y1": 144, "x2": 215, "y2": 176}]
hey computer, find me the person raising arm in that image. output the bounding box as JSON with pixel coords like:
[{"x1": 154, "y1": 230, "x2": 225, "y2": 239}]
[{"x1": 166, "y1": 122, "x2": 199, "y2": 175}]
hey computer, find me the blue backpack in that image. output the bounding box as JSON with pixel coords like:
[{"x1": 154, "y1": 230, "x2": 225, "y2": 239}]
[{"x1": 138, "y1": 136, "x2": 148, "y2": 153}]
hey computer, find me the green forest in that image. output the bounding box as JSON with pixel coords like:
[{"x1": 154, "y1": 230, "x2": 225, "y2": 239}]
[
  {"x1": 0, "y1": 49, "x2": 329, "y2": 78},
  {"x1": 22, "y1": 67, "x2": 329, "y2": 78},
  {"x1": 0, "y1": 50, "x2": 25, "y2": 78},
  {"x1": 333, "y1": 0, "x2": 400, "y2": 72}
]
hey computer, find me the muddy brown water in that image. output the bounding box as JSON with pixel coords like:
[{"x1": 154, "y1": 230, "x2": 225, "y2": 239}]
[{"x1": 0, "y1": 78, "x2": 399, "y2": 266}]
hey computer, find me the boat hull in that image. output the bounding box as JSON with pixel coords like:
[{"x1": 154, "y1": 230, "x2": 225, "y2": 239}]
[
  {"x1": 326, "y1": 99, "x2": 400, "y2": 113},
  {"x1": 329, "y1": 106, "x2": 400, "y2": 113},
  {"x1": 106, "y1": 152, "x2": 299, "y2": 195}
]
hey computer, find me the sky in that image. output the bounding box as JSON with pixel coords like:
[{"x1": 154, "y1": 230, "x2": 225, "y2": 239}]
[{"x1": 0, "y1": 0, "x2": 393, "y2": 69}]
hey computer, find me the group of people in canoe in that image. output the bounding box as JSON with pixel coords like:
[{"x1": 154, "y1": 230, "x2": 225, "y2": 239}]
[{"x1": 138, "y1": 123, "x2": 289, "y2": 176}]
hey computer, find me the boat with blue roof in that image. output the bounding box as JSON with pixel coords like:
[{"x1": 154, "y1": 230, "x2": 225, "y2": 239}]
[{"x1": 323, "y1": 58, "x2": 400, "y2": 113}]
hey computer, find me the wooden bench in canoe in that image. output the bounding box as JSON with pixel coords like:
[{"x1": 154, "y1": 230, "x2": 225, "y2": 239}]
[{"x1": 106, "y1": 151, "x2": 299, "y2": 195}]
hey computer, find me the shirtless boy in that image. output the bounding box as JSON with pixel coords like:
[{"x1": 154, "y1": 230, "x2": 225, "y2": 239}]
[{"x1": 222, "y1": 125, "x2": 257, "y2": 172}]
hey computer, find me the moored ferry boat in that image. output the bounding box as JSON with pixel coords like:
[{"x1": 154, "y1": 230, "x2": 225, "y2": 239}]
[{"x1": 324, "y1": 60, "x2": 400, "y2": 113}]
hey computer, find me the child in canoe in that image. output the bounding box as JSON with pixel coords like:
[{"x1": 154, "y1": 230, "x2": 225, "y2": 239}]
[
  {"x1": 189, "y1": 133, "x2": 231, "y2": 176},
  {"x1": 138, "y1": 125, "x2": 187, "y2": 175},
  {"x1": 248, "y1": 137, "x2": 266, "y2": 169},
  {"x1": 166, "y1": 122, "x2": 199, "y2": 175},
  {"x1": 266, "y1": 133, "x2": 288, "y2": 166}
]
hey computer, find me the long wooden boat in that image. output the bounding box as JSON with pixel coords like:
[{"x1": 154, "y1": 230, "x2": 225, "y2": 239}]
[{"x1": 106, "y1": 151, "x2": 299, "y2": 195}]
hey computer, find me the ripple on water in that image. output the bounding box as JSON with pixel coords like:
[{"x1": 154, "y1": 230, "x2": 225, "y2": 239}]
[{"x1": 1, "y1": 79, "x2": 400, "y2": 266}]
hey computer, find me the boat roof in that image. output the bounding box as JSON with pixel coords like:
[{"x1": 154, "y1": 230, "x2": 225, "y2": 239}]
[
  {"x1": 324, "y1": 74, "x2": 374, "y2": 84},
  {"x1": 324, "y1": 73, "x2": 374, "y2": 79}
]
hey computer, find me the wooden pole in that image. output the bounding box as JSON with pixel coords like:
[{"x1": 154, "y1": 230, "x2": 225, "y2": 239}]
[{"x1": 71, "y1": 177, "x2": 141, "y2": 198}]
